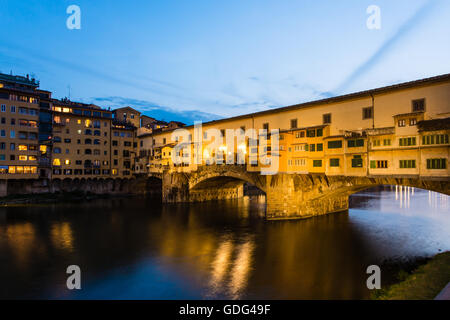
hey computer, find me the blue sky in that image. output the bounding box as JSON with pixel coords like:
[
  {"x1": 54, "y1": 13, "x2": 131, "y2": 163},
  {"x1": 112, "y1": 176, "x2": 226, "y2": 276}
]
[{"x1": 1, "y1": 0, "x2": 449, "y2": 124}]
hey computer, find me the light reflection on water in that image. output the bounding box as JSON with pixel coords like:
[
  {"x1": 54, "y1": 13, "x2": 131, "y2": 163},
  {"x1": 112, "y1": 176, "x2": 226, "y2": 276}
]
[{"x1": 0, "y1": 187, "x2": 448, "y2": 299}]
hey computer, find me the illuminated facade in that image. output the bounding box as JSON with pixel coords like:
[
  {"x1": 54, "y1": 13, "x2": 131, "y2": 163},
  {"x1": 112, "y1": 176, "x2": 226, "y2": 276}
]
[
  {"x1": 0, "y1": 73, "x2": 40, "y2": 178},
  {"x1": 141, "y1": 74, "x2": 450, "y2": 178}
]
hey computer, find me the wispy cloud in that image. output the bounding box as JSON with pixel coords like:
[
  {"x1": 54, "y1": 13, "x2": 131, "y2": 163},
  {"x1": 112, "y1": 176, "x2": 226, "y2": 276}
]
[
  {"x1": 91, "y1": 96, "x2": 221, "y2": 125},
  {"x1": 335, "y1": 0, "x2": 440, "y2": 94}
]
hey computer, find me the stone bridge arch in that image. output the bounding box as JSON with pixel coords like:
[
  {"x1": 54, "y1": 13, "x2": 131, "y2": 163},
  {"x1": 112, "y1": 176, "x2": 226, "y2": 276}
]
[
  {"x1": 265, "y1": 174, "x2": 450, "y2": 220},
  {"x1": 189, "y1": 165, "x2": 266, "y2": 192}
]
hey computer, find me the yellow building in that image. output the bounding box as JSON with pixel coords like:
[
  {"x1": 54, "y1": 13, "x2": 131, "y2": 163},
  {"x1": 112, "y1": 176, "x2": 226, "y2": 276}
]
[
  {"x1": 0, "y1": 73, "x2": 40, "y2": 179},
  {"x1": 142, "y1": 74, "x2": 450, "y2": 178},
  {"x1": 51, "y1": 100, "x2": 113, "y2": 178}
]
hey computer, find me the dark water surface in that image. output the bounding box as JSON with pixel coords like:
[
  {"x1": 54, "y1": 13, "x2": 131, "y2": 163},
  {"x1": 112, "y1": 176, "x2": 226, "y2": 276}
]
[{"x1": 0, "y1": 187, "x2": 449, "y2": 299}]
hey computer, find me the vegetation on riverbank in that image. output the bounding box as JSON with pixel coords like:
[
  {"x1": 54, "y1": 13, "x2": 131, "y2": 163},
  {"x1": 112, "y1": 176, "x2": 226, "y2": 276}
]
[
  {"x1": 0, "y1": 192, "x2": 135, "y2": 206},
  {"x1": 373, "y1": 251, "x2": 450, "y2": 300}
]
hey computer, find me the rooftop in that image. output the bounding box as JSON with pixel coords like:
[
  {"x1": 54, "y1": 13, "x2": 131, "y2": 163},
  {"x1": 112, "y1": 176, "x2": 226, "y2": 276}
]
[{"x1": 0, "y1": 72, "x2": 39, "y2": 87}]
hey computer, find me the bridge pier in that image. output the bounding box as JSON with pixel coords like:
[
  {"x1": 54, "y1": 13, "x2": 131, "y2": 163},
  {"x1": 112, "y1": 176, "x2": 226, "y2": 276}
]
[{"x1": 265, "y1": 174, "x2": 349, "y2": 220}]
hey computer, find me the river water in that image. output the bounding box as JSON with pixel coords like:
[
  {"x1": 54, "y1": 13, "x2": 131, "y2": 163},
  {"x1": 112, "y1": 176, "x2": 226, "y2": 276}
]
[{"x1": 0, "y1": 186, "x2": 449, "y2": 299}]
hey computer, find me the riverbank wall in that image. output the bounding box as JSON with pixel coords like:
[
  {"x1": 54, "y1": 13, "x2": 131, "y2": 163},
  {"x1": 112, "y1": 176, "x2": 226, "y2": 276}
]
[{"x1": 0, "y1": 176, "x2": 158, "y2": 199}]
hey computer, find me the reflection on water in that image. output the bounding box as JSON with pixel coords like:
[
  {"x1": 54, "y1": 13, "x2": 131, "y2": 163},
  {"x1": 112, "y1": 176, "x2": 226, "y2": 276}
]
[{"x1": 0, "y1": 187, "x2": 449, "y2": 299}]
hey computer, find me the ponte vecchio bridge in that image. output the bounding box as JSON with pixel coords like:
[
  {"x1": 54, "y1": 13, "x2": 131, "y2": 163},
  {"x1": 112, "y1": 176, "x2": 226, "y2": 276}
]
[{"x1": 142, "y1": 74, "x2": 450, "y2": 220}]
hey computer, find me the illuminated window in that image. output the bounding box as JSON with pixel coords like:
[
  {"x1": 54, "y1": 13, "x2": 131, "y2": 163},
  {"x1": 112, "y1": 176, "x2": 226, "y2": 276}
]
[
  {"x1": 40, "y1": 145, "x2": 47, "y2": 153},
  {"x1": 8, "y1": 166, "x2": 15, "y2": 174},
  {"x1": 19, "y1": 155, "x2": 28, "y2": 161},
  {"x1": 112, "y1": 169, "x2": 118, "y2": 175},
  {"x1": 62, "y1": 107, "x2": 71, "y2": 113},
  {"x1": 65, "y1": 159, "x2": 71, "y2": 165},
  {"x1": 18, "y1": 144, "x2": 28, "y2": 151},
  {"x1": 85, "y1": 119, "x2": 91, "y2": 127},
  {"x1": 28, "y1": 156, "x2": 37, "y2": 161},
  {"x1": 77, "y1": 119, "x2": 81, "y2": 124},
  {"x1": 16, "y1": 166, "x2": 24, "y2": 174},
  {"x1": 53, "y1": 158, "x2": 61, "y2": 166}
]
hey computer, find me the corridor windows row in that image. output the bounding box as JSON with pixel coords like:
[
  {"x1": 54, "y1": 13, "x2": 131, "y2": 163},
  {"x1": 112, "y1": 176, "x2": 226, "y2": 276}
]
[
  {"x1": 399, "y1": 160, "x2": 416, "y2": 169},
  {"x1": 0, "y1": 154, "x2": 36, "y2": 161},
  {"x1": 370, "y1": 160, "x2": 388, "y2": 169},
  {"x1": 422, "y1": 134, "x2": 449, "y2": 145},
  {"x1": 399, "y1": 137, "x2": 416, "y2": 146},
  {"x1": 427, "y1": 158, "x2": 447, "y2": 170}
]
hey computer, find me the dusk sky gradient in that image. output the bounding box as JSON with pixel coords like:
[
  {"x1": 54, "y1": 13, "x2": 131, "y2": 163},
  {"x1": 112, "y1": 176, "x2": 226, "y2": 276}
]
[{"x1": 1, "y1": 0, "x2": 449, "y2": 123}]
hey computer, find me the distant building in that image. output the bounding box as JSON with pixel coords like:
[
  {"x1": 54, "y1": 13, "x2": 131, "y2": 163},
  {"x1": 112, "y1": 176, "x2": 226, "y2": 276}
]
[{"x1": 113, "y1": 106, "x2": 141, "y2": 128}]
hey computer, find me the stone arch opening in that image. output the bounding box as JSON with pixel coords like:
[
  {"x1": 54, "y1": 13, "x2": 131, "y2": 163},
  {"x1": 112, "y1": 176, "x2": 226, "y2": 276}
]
[{"x1": 189, "y1": 175, "x2": 265, "y2": 202}]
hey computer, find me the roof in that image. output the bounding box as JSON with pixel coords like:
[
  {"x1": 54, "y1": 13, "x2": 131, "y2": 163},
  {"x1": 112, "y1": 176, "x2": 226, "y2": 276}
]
[
  {"x1": 0, "y1": 72, "x2": 39, "y2": 87},
  {"x1": 418, "y1": 117, "x2": 450, "y2": 132},
  {"x1": 113, "y1": 106, "x2": 141, "y2": 115},
  {"x1": 149, "y1": 73, "x2": 450, "y2": 136}
]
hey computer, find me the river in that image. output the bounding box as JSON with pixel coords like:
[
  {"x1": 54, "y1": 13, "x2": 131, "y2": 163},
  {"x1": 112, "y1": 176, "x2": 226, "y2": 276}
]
[{"x1": 0, "y1": 186, "x2": 449, "y2": 299}]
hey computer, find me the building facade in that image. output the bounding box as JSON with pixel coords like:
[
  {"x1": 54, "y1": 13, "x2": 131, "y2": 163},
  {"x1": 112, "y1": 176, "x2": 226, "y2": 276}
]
[{"x1": 0, "y1": 73, "x2": 40, "y2": 179}]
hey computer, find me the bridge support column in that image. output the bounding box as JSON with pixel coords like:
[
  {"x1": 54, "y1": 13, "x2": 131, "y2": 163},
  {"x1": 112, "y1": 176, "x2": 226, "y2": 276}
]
[
  {"x1": 265, "y1": 174, "x2": 349, "y2": 220},
  {"x1": 162, "y1": 172, "x2": 190, "y2": 203}
]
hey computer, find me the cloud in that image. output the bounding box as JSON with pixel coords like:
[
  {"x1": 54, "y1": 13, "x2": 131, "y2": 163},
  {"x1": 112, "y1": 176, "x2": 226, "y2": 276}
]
[
  {"x1": 90, "y1": 96, "x2": 221, "y2": 125},
  {"x1": 335, "y1": 0, "x2": 440, "y2": 94}
]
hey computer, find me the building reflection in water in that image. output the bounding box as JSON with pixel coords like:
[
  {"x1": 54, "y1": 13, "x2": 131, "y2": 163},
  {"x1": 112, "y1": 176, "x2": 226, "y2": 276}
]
[
  {"x1": 394, "y1": 185, "x2": 448, "y2": 212},
  {"x1": 50, "y1": 222, "x2": 74, "y2": 252},
  {"x1": 228, "y1": 237, "x2": 254, "y2": 299}
]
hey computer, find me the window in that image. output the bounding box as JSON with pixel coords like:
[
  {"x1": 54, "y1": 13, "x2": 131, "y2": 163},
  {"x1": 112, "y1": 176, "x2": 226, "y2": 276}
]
[
  {"x1": 316, "y1": 143, "x2": 323, "y2": 151},
  {"x1": 351, "y1": 155, "x2": 363, "y2": 168},
  {"x1": 0, "y1": 130, "x2": 5, "y2": 137},
  {"x1": 0, "y1": 104, "x2": 5, "y2": 112},
  {"x1": 19, "y1": 155, "x2": 28, "y2": 161},
  {"x1": 316, "y1": 128, "x2": 323, "y2": 137},
  {"x1": 400, "y1": 160, "x2": 416, "y2": 169},
  {"x1": 163, "y1": 138, "x2": 166, "y2": 144},
  {"x1": 64, "y1": 138, "x2": 71, "y2": 143},
  {"x1": 306, "y1": 129, "x2": 315, "y2": 137},
  {"x1": 323, "y1": 113, "x2": 331, "y2": 124},
  {"x1": 370, "y1": 160, "x2": 388, "y2": 168},
  {"x1": 399, "y1": 137, "x2": 416, "y2": 146},
  {"x1": 10, "y1": 105, "x2": 15, "y2": 113},
  {"x1": 313, "y1": 160, "x2": 322, "y2": 167},
  {"x1": 310, "y1": 144, "x2": 315, "y2": 152},
  {"x1": 362, "y1": 107, "x2": 373, "y2": 119},
  {"x1": 347, "y1": 139, "x2": 364, "y2": 148},
  {"x1": 290, "y1": 119, "x2": 297, "y2": 129},
  {"x1": 328, "y1": 140, "x2": 342, "y2": 149},
  {"x1": 372, "y1": 140, "x2": 381, "y2": 147},
  {"x1": 422, "y1": 134, "x2": 449, "y2": 145},
  {"x1": 53, "y1": 158, "x2": 61, "y2": 166},
  {"x1": 410, "y1": 118, "x2": 417, "y2": 126},
  {"x1": 263, "y1": 123, "x2": 269, "y2": 131},
  {"x1": 53, "y1": 147, "x2": 61, "y2": 154},
  {"x1": 427, "y1": 159, "x2": 446, "y2": 170},
  {"x1": 18, "y1": 144, "x2": 27, "y2": 151},
  {"x1": 330, "y1": 158, "x2": 340, "y2": 167},
  {"x1": 383, "y1": 139, "x2": 391, "y2": 146},
  {"x1": 85, "y1": 149, "x2": 92, "y2": 155},
  {"x1": 412, "y1": 98, "x2": 425, "y2": 112},
  {"x1": 398, "y1": 119, "x2": 406, "y2": 127}
]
